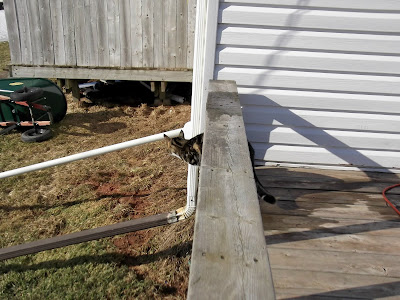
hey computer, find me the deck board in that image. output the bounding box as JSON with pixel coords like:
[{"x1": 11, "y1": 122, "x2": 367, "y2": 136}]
[{"x1": 258, "y1": 167, "x2": 400, "y2": 299}]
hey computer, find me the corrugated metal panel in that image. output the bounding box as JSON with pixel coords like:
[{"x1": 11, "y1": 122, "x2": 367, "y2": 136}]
[{"x1": 214, "y1": 1, "x2": 400, "y2": 171}]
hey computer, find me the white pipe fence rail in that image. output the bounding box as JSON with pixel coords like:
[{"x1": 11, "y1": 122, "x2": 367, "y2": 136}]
[{"x1": 0, "y1": 128, "x2": 183, "y2": 179}]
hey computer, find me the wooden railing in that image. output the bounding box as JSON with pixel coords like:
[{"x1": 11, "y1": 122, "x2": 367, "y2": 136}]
[{"x1": 187, "y1": 81, "x2": 276, "y2": 299}]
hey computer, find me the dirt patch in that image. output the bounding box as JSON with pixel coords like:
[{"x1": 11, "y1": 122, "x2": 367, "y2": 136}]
[{"x1": 113, "y1": 231, "x2": 151, "y2": 255}]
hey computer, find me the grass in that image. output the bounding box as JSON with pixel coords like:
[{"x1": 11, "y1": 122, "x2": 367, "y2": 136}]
[
  {"x1": 0, "y1": 88, "x2": 193, "y2": 298},
  {"x1": 0, "y1": 42, "x2": 10, "y2": 71},
  {"x1": 0, "y1": 242, "x2": 150, "y2": 299}
]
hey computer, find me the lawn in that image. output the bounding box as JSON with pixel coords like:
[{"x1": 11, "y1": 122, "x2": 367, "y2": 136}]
[
  {"x1": 0, "y1": 42, "x2": 193, "y2": 298},
  {"x1": 0, "y1": 42, "x2": 10, "y2": 72}
]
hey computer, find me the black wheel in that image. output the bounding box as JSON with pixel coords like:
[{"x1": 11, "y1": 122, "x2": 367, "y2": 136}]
[
  {"x1": 21, "y1": 128, "x2": 53, "y2": 143},
  {"x1": 10, "y1": 87, "x2": 44, "y2": 102}
]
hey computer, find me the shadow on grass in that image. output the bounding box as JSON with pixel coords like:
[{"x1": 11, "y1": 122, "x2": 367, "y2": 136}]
[
  {"x1": 0, "y1": 187, "x2": 186, "y2": 212},
  {"x1": 0, "y1": 199, "x2": 90, "y2": 212},
  {"x1": 56, "y1": 109, "x2": 129, "y2": 137},
  {"x1": 0, "y1": 241, "x2": 192, "y2": 274}
]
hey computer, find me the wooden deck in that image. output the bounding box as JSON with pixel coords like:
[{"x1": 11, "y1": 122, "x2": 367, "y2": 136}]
[{"x1": 257, "y1": 167, "x2": 400, "y2": 299}]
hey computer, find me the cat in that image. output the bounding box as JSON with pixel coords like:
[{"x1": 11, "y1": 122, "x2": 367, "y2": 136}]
[
  {"x1": 247, "y1": 142, "x2": 276, "y2": 204},
  {"x1": 164, "y1": 130, "x2": 276, "y2": 204},
  {"x1": 164, "y1": 130, "x2": 203, "y2": 166}
]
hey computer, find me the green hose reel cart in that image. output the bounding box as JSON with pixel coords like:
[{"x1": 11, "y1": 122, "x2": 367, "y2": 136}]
[{"x1": 0, "y1": 78, "x2": 67, "y2": 142}]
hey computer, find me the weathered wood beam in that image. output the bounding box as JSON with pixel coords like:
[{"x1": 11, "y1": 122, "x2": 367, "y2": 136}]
[
  {"x1": 187, "y1": 80, "x2": 276, "y2": 299},
  {"x1": 10, "y1": 66, "x2": 193, "y2": 82},
  {"x1": 0, "y1": 212, "x2": 178, "y2": 261}
]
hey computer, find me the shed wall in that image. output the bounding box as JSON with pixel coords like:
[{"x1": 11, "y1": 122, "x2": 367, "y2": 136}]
[
  {"x1": 4, "y1": 0, "x2": 195, "y2": 80},
  {"x1": 214, "y1": 0, "x2": 400, "y2": 171}
]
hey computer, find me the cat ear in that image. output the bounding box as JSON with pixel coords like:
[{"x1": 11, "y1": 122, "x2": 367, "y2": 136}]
[
  {"x1": 179, "y1": 130, "x2": 185, "y2": 138},
  {"x1": 163, "y1": 134, "x2": 171, "y2": 141}
]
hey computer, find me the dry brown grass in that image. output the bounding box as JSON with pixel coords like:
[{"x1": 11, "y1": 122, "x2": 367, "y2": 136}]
[{"x1": 0, "y1": 93, "x2": 194, "y2": 299}]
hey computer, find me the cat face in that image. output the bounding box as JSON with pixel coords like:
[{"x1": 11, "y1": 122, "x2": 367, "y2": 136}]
[
  {"x1": 164, "y1": 131, "x2": 203, "y2": 165},
  {"x1": 164, "y1": 130, "x2": 187, "y2": 158}
]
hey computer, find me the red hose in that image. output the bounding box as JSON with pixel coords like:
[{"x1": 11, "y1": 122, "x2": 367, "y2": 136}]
[{"x1": 382, "y1": 183, "x2": 400, "y2": 216}]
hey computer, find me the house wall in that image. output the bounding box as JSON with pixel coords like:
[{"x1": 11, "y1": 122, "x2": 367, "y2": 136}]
[
  {"x1": 214, "y1": 0, "x2": 400, "y2": 171},
  {"x1": 4, "y1": 0, "x2": 196, "y2": 81}
]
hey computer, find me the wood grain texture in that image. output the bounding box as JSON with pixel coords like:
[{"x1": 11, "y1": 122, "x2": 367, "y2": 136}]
[
  {"x1": 164, "y1": 0, "x2": 177, "y2": 68},
  {"x1": 25, "y1": 0, "x2": 42, "y2": 64},
  {"x1": 176, "y1": 0, "x2": 188, "y2": 68},
  {"x1": 36, "y1": 0, "x2": 53, "y2": 65},
  {"x1": 97, "y1": 0, "x2": 109, "y2": 67},
  {"x1": 10, "y1": 66, "x2": 193, "y2": 82},
  {"x1": 130, "y1": 0, "x2": 143, "y2": 68},
  {"x1": 120, "y1": 0, "x2": 132, "y2": 67},
  {"x1": 5, "y1": 0, "x2": 195, "y2": 76},
  {"x1": 187, "y1": 0, "x2": 196, "y2": 69},
  {"x1": 0, "y1": 212, "x2": 176, "y2": 261},
  {"x1": 61, "y1": 1, "x2": 77, "y2": 65},
  {"x1": 74, "y1": 0, "x2": 85, "y2": 66},
  {"x1": 257, "y1": 166, "x2": 400, "y2": 299},
  {"x1": 188, "y1": 81, "x2": 275, "y2": 299},
  {"x1": 142, "y1": 0, "x2": 154, "y2": 68},
  {"x1": 4, "y1": 0, "x2": 22, "y2": 64},
  {"x1": 153, "y1": 1, "x2": 164, "y2": 68},
  {"x1": 87, "y1": 0, "x2": 99, "y2": 66},
  {"x1": 107, "y1": 0, "x2": 120, "y2": 67},
  {"x1": 19, "y1": 0, "x2": 33, "y2": 64},
  {"x1": 49, "y1": 0, "x2": 65, "y2": 65}
]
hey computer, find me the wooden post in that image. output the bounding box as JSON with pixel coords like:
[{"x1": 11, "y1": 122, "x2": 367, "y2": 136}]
[
  {"x1": 56, "y1": 78, "x2": 65, "y2": 90},
  {"x1": 161, "y1": 81, "x2": 171, "y2": 105},
  {"x1": 66, "y1": 79, "x2": 80, "y2": 102},
  {"x1": 187, "y1": 81, "x2": 276, "y2": 299},
  {"x1": 152, "y1": 81, "x2": 163, "y2": 106}
]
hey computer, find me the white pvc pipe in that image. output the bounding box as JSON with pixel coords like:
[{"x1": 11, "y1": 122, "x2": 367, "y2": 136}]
[
  {"x1": 0, "y1": 128, "x2": 183, "y2": 179},
  {"x1": 178, "y1": 0, "x2": 218, "y2": 220}
]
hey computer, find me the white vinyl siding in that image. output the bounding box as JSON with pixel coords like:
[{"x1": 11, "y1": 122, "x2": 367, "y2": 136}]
[{"x1": 214, "y1": 1, "x2": 400, "y2": 171}]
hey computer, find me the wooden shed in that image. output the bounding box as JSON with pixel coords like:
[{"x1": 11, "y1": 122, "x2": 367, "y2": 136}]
[{"x1": 4, "y1": 0, "x2": 196, "y2": 83}]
